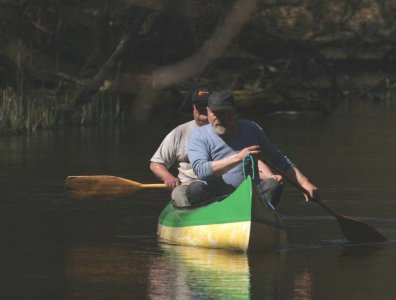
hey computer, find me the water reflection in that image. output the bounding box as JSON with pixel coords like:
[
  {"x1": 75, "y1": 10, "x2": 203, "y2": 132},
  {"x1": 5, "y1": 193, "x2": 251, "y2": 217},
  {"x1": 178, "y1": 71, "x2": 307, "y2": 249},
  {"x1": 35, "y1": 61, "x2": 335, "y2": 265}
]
[
  {"x1": 64, "y1": 239, "x2": 396, "y2": 300},
  {"x1": 293, "y1": 267, "x2": 313, "y2": 300},
  {"x1": 64, "y1": 241, "x2": 299, "y2": 300},
  {"x1": 153, "y1": 244, "x2": 316, "y2": 300},
  {"x1": 10, "y1": 230, "x2": 393, "y2": 300},
  {"x1": 153, "y1": 244, "x2": 250, "y2": 299}
]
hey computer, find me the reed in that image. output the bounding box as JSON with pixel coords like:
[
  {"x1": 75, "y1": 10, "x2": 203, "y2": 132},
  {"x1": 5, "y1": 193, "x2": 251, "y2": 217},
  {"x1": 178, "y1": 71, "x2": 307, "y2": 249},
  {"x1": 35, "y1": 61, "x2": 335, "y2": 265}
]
[
  {"x1": 81, "y1": 92, "x2": 124, "y2": 125},
  {"x1": 0, "y1": 87, "x2": 124, "y2": 135}
]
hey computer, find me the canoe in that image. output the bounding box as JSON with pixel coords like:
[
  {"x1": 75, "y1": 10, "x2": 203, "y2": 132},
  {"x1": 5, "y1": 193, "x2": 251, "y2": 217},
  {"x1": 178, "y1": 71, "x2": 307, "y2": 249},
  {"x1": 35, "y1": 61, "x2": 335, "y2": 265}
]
[{"x1": 157, "y1": 176, "x2": 288, "y2": 252}]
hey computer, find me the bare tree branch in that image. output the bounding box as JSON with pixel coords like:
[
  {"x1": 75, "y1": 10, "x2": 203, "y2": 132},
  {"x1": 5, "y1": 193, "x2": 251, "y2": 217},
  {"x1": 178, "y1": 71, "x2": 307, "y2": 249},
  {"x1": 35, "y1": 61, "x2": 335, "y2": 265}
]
[
  {"x1": 62, "y1": 11, "x2": 148, "y2": 113},
  {"x1": 131, "y1": 0, "x2": 260, "y2": 122}
]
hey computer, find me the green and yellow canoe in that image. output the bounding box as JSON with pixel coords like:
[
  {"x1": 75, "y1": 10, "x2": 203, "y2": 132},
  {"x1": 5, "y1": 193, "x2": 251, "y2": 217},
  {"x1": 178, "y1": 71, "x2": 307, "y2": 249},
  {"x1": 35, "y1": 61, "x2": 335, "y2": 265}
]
[{"x1": 157, "y1": 176, "x2": 288, "y2": 252}]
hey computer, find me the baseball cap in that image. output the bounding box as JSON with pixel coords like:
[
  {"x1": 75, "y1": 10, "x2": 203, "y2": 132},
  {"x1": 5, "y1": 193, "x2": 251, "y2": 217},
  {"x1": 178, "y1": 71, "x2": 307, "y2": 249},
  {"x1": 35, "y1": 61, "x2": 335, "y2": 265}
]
[
  {"x1": 208, "y1": 90, "x2": 235, "y2": 111},
  {"x1": 191, "y1": 87, "x2": 210, "y2": 104}
]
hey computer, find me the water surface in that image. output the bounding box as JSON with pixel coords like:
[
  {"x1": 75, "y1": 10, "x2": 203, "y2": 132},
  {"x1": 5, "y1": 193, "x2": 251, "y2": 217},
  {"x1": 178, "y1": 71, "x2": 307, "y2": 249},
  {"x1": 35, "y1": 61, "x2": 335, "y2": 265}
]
[{"x1": 1, "y1": 103, "x2": 395, "y2": 299}]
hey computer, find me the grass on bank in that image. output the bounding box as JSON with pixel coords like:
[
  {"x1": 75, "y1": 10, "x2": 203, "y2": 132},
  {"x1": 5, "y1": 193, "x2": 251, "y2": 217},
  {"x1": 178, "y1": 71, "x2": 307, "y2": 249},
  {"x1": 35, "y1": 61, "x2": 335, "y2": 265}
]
[{"x1": 0, "y1": 87, "x2": 124, "y2": 134}]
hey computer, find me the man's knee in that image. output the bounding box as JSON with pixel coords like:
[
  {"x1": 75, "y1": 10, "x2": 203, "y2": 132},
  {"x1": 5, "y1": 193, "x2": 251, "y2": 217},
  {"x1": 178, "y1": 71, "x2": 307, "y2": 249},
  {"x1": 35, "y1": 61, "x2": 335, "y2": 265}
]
[
  {"x1": 186, "y1": 180, "x2": 210, "y2": 206},
  {"x1": 171, "y1": 185, "x2": 189, "y2": 207},
  {"x1": 262, "y1": 178, "x2": 283, "y2": 192},
  {"x1": 171, "y1": 181, "x2": 211, "y2": 207},
  {"x1": 257, "y1": 178, "x2": 284, "y2": 207}
]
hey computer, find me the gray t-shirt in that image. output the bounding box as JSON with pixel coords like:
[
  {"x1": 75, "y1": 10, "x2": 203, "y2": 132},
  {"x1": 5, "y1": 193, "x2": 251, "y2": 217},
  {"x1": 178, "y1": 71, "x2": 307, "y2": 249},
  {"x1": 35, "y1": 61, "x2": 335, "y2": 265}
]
[{"x1": 151, "y1": 120, "x2": 198, "y2": 183}]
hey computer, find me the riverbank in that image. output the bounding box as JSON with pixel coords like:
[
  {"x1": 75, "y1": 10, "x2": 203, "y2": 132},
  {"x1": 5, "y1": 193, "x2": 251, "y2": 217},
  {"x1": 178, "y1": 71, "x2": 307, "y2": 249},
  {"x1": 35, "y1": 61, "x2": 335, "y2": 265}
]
[{"x1": 1, "y1": 68, "x2": 395, "y2": 135}]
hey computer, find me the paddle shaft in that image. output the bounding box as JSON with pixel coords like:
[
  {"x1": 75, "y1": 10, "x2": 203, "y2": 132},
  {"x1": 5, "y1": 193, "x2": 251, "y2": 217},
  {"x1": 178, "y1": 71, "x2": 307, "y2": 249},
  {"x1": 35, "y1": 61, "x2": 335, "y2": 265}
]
[
  {"x1": 141, "y1": 183, "x2": 167, "y2": 189},
  {"x1": 264, "y1": 161, "x2": 348, "y2": 219}
]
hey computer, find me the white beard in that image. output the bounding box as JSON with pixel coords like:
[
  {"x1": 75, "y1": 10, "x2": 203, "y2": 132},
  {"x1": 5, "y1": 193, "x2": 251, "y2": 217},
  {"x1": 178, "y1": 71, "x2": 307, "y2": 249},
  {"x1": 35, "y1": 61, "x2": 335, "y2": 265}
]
[{"x1": 213, "y1": 124, "x2": 227, "y2": 135}]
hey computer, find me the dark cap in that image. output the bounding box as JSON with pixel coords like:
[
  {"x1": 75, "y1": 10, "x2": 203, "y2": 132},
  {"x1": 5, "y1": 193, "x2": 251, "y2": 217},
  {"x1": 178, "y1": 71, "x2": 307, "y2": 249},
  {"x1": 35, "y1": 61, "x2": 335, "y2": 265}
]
[
  {"x1": 191, "y1": 87, "x2": 210, "y2": 104},
  {"x1": 208, "y1": 90, "x2": 235, "y2": 111}
]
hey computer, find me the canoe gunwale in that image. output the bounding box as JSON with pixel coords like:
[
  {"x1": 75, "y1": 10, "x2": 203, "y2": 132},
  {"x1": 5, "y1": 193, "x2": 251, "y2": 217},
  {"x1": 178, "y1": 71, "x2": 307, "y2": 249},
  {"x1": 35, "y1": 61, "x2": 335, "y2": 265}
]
[{"x1": 169, "y1": 194, "x2": 228, "y2": 211}]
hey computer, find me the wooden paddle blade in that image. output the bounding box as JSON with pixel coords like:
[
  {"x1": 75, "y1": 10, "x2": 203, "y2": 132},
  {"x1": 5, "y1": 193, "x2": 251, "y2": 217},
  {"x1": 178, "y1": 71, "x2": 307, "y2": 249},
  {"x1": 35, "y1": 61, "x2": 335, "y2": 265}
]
[
  {"x1": 65, "y1": 176, "x2": 143, "y2": 200},
  {"x1": 337, "y1": 215, "x2": 388, "y2": 243}
]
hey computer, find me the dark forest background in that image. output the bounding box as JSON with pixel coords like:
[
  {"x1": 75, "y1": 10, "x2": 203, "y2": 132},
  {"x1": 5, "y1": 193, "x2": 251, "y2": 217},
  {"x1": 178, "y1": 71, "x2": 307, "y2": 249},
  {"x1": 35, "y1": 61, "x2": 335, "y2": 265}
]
[{"x1": 1, "y1": 0, "x2": 396, "y2": 133}]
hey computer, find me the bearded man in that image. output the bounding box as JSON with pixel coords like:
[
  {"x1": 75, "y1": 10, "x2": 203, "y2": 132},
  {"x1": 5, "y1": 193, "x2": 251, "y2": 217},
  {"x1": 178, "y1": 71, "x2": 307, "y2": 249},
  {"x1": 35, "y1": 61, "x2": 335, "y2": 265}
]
[{"x1": 187, "y1": 90, "x2": 319, "y2": 206}]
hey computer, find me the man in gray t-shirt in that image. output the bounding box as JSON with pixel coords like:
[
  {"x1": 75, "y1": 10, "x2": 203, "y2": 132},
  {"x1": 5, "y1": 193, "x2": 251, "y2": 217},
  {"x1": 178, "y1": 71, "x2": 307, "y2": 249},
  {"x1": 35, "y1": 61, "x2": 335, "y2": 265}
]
[{"x1": 150, "y1": 88, "x2": 210, "y2": 206}]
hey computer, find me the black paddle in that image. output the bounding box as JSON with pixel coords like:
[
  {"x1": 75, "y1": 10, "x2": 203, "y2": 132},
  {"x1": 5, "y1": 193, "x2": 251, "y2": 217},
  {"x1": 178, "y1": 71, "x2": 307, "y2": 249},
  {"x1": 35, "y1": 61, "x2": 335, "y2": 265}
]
[{"x1": 266, "y1": 161, "x2": 387, "y2": 243}]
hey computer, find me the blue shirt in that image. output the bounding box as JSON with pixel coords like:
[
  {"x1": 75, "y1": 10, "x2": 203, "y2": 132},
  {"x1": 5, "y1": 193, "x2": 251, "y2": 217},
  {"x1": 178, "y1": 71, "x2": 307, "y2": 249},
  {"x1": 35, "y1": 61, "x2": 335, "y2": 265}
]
[{"x1": 188, "y1": 119, "x2": 294, "y2": 194}]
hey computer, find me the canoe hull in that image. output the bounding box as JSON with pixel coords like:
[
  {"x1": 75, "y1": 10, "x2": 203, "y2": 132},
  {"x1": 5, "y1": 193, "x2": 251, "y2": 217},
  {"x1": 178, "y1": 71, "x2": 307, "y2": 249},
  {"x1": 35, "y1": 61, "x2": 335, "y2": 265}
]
[
  {"x1": 157, "y1": 177, "x2": 287, "y2": 252},
  {"x1": 157, "y1": 221, "x2": 251, "y2": 250}
]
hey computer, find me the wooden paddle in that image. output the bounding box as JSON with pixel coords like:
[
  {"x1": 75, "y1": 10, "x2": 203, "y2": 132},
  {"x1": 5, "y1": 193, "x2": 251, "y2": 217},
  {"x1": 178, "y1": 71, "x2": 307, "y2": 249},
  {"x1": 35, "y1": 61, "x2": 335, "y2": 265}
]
[
  {"x1": 65, "y1": 175, "x2": 166, "y2": 200},
  {"x1": 265, "y1": 161, "x2": 388, "y2": 243}
]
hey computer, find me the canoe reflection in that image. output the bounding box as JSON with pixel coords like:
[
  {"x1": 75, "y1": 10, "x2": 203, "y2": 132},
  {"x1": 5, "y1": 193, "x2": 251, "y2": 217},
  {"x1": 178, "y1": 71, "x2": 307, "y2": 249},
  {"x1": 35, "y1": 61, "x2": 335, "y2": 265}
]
[
  {"x1": 150, "y1": 244, "x2": 250, "y2": 299},
  {"x1": 64, "y1": 240, "x2": 314, "y2": 299}
]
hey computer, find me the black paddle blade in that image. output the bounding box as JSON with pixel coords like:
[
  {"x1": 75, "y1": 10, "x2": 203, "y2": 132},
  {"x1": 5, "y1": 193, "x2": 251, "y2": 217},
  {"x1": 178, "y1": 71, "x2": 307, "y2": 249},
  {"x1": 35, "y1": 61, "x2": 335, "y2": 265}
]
[{"x1": 337, "y1": 215, "x2": 388, "y2": 243}]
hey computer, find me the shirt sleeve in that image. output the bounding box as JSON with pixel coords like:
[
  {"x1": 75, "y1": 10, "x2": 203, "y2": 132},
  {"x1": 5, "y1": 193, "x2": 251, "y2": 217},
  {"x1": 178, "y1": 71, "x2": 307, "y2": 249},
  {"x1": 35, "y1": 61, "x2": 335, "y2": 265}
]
[
  {"x1": 150, "y1": 130, "x2": 178, "y2": 169},
  {"x1": 188, "y1": 128, "x2": 214, "y2": 180},
  {"x1": 253, "y1": 122, "x2": 294, "y2": 172}
]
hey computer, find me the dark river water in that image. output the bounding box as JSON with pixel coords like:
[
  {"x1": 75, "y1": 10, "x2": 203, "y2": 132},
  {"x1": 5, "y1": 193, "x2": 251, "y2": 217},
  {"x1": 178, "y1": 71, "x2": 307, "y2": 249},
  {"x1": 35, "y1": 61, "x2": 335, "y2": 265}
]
[{"x1": 1, "y1": 101, "x2": 396, "y2": 299}]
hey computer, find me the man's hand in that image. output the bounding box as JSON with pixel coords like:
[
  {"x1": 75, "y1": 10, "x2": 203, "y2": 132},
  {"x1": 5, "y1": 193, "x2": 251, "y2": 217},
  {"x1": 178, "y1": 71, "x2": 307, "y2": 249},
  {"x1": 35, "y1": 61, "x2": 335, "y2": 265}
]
[
  {"x1": 271, "y1": 174, "x2": 283, "y2": 182},
  {"x1": 163, "y1": 175, "x2": 180, "y2": 189},
  {"x1": 150, "y1": 162, "x2": 180, "y2": 189},
  {"x1": 236, "y1": 145, "x2": 261, "y2": 161},
  {"x1": 301, "y1": 181, "x2": 320, "y2": 202}
]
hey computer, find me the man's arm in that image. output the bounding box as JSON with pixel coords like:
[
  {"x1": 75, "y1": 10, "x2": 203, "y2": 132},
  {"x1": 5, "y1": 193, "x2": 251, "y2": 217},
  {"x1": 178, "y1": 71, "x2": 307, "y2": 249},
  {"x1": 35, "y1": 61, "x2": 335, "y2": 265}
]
[
  {"x1": 150, "y1": 162, "x2": 180, "y2": 189},
  {"x1": 188, "y1": 125, "x2": 263, "y2": 180},
  {"x1": 211, "y1": 145, "x2": 261, "y2": 176},
  {"x1": 287, "y1": 166, "x2": 319, "y2": 202},
  {"x1": 261, "y1": 156, "x2": 319, "y2": 202},
  {"x1": 254, "y1": 122, "x2": 318, "y2": 200},
  {"x1": 258, "y1": 160, "x2": 283, "y2": 181},
  {"x1": 150, "y1": 127, "x2": 180, "y2": 188}
]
